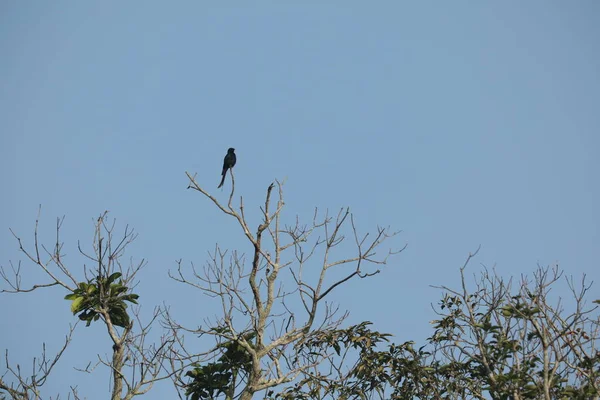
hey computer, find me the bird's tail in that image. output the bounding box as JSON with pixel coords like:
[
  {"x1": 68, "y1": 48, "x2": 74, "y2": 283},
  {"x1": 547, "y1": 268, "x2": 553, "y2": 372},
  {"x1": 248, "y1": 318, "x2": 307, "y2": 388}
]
[{"x1": 217, "y1": 170, "x2": 227, "y2": 188}]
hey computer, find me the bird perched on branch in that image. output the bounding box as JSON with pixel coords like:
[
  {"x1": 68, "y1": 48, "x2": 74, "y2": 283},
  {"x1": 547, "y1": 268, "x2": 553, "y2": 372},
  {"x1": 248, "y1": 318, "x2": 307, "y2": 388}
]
[{"x1": 218, "y1": 147, "x2": 237, "y2": 188}]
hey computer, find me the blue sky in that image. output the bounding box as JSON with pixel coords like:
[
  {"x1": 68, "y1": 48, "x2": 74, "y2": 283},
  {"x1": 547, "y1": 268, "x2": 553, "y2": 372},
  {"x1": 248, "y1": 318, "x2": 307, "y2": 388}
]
[{"x1": 1, "y1": 2, "x2": 599, "y2": 398}]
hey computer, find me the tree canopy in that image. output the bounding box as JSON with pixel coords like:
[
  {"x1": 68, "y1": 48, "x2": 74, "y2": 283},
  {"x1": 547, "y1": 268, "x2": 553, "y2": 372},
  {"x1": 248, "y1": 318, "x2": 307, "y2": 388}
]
[{"x1": 1, "y1": 177, "x2": 598, "y2": 400}]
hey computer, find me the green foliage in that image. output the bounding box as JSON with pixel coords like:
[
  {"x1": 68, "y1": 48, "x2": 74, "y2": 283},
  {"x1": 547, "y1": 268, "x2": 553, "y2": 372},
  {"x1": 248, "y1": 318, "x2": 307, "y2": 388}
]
[
  {"x1": 266, "y1": 269, "x2": 600, "y2": 400},
  {"x1": 64, "y1": 272, "x2": 139, "y2": 328},
  {"x1": 271, "y1": 322, "x2": 414, "y2": 400},
  {"x1": 185, "y1": 362, "x2": 233, "y2": 400},
  {"x1": 185, "y1": 331, "x2": 255, "y2": 400},
  {"x1": 425, "y1": 272, "x2": 600, "y2": 400}
]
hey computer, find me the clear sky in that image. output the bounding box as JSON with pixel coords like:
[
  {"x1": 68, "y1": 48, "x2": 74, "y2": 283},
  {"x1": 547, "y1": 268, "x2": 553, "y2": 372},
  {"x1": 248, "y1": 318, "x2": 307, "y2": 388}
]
[{"x1": 1, "y1": 2, "x2": 599, "y2": 398}]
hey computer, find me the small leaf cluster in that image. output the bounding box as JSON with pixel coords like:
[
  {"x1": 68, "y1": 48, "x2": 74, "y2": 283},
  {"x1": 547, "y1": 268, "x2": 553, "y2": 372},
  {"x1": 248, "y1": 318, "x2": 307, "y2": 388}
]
[
  {"x1": 185, "y1": 331, "x2": 255, "y2": 400},
  {"x1": 64, "y1": 272, "x2": 139, "y2": 327}
]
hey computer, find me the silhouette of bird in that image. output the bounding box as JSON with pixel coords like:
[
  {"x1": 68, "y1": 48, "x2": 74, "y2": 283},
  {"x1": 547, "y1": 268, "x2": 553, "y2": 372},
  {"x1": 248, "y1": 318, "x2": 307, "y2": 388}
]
[{"x1": 218, "y1": 148, "x2": 237, "y2": 189}]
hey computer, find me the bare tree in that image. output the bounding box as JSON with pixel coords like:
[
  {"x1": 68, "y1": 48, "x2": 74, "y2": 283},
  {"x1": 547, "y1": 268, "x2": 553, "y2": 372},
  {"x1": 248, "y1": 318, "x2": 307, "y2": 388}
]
[
  {"x1": 0, "y1": 325, "x2": 75, "y2": 400},
  {"x1": 166, "y1": 172, "x2": 402, "y2": 400},
  {"x1": 1, "y1": 210, "x2": 174, "y2": 400}
]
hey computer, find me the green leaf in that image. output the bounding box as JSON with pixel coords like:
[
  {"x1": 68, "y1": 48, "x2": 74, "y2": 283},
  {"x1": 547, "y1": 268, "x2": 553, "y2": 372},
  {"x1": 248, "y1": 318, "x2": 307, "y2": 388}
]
[
  {"x1": 106, "y1": 272, "x2": 122, "y2": 285},
  {"x1": 86, "y1": 284, "x2": 97, "y2": 295},
  {"x1": 70, "y1": 296, "x2": 85, "y2": 314},
  {"x1": 78, "y1": 310, "x2": 98, "y2": 327},
  {"x1": 110, "y1": 284, "x2": 128, "y2": 296},
  {"x1": 109, "y1": 306, "x2": 130, "y2": 328},
  {"x1": 121, "y1": 294, "x2": 139, "y2": 304},
  {"x1": 333, "y1": 342, "x2": 341, "y2": 356}
]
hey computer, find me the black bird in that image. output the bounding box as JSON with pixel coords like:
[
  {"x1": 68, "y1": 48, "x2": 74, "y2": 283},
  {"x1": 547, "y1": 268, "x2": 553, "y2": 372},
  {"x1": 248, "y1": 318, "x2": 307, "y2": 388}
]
[{"x1": 218, "y1": 148, "x2": 237, "y2": 188}]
